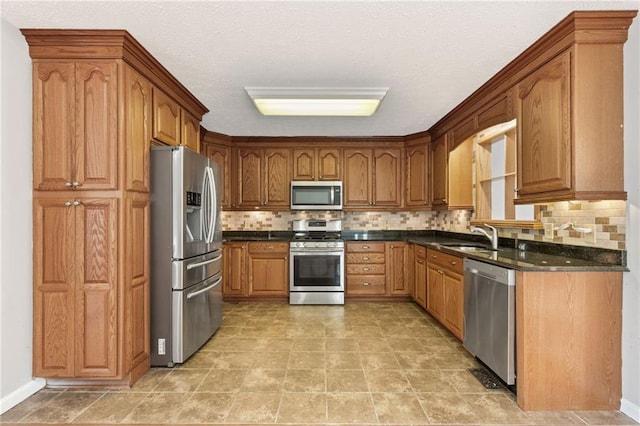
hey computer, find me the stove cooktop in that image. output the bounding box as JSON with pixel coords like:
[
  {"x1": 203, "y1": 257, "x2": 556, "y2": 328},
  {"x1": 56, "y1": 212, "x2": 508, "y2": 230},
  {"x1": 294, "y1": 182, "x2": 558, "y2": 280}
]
[{"x1": 291, "y1": 232, "x2": 342, "y2": 241}]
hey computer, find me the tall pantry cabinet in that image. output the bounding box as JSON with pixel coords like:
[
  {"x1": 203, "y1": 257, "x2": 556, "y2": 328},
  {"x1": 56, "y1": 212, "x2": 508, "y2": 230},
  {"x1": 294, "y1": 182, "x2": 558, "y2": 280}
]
[{"x1": 23, "y1": 30, "x2": 208, "y2": 385}]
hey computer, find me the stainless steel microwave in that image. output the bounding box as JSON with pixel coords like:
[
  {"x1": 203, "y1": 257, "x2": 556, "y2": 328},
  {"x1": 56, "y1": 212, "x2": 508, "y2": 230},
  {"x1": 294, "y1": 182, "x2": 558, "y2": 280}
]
[{"x1": 290, "y1": 181, "x2": 343, "y2": 210}]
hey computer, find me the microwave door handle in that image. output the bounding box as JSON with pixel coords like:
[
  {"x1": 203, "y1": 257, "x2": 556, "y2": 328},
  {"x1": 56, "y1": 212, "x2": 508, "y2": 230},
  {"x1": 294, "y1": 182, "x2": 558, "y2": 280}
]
[{"x1": 330, "y1": 187, "x2": 335, "y2": 205}]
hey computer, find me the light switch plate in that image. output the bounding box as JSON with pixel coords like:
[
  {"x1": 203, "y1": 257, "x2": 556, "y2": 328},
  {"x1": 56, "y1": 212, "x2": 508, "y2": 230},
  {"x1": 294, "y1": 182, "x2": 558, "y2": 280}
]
[{"x1": 543, "y1": 223, "x2": 554, "y2": 240}]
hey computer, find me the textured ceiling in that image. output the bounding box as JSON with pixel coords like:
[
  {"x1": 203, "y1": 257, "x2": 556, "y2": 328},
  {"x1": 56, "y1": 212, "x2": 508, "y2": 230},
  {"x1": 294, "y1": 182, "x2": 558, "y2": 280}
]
[{"x1": 2, "y1": 0, "x2": 638, "y2": 136}]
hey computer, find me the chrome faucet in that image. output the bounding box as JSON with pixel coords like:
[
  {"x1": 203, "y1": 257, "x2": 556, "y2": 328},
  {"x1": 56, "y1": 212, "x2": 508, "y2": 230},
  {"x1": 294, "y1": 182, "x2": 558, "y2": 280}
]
[{"x1": 470, "y1": 224, "x2": 499, "y2": 250}]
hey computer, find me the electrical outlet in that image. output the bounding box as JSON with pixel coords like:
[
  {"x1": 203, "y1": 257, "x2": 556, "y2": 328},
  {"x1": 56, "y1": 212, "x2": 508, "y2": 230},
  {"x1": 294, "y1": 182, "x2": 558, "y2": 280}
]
[
  {"x1": 583, "y1": 224, "x2": 596, "y2": 243},
  {"x1": 543, "y1": 223, "x2": 554, "y2": 240}
]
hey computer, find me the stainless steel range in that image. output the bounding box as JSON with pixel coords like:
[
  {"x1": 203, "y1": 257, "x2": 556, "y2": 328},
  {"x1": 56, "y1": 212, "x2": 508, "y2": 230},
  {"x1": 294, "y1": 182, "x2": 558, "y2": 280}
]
[{"x1": 289, "y1": 219, "x2": 345, "y2": 305}]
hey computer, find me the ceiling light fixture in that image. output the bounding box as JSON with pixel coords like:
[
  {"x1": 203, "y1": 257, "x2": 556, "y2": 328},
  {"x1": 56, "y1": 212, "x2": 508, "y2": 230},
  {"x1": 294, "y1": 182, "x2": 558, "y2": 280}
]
[{"x1": 245, "y1": 87, "x2": 389, "y2": 116}]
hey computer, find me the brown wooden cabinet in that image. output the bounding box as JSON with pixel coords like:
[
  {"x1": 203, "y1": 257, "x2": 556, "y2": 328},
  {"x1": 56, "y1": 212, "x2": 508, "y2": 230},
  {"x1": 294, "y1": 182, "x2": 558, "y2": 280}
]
[
  {"x1": 426, "y1": 249, "x2": 463, "y2": 340},
  {"x1": 386, "y1": 242, "x2": 409, "y2": 295},
  {"x1": 236, "y1": 148, "x2": 290, "y2": 209},
  {"x1": 447, "y1": 138, "x2": 473, "y2": 210},
  {"x1": 292, "y1": 148, "x2": 341, "y2": 181},
  {"x1": 405, "y1": 138, "x2": 429, "y2": 208},
  {"x1": 248, "y1": 242, "x2": 289, "y2": 296},
  {"x1": 24, "y1": 29, "x2": 208, "y2": 385},
  {"x1": 222, "y1": 242, "x2": 248, "y2": 297},
  {"x1": 413, "y1": 245, "x2": 427, "y2": 309},
  {"x1": 33, "y1": 61, "x2": 118, "y2": 191},
  {"x1": 429, "y1": 134, "x2": 448, "y2": 209},
  {"x1": 344, "y1": 148, "x2": 402, "y2": 208},
  {"x1": 202, "y1": 135, "x2": 232, "y2": 208},
  {"x1": 152, "y1": 88, "x2": 181, "y2": 146},
  {"x1": 181, "y1": 110, "x2": 201, "y2": 153},
  {"x1": 346, "y1": 242, "x2": 386, "y2": 295}
]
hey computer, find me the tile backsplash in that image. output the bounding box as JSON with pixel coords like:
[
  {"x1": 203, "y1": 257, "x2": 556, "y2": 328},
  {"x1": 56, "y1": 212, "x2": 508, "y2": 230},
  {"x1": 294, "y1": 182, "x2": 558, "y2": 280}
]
[{"x1": 222, "y1": 200, "x2": 626, "y2": 250}]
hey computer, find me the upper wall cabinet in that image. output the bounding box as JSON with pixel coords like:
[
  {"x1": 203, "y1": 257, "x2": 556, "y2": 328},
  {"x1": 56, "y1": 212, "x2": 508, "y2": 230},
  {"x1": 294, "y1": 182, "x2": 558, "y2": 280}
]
[
  {"x1": 236, "y1": 148, "x2": 290, "y2": 209},
  {"x1": 344, "y1": 148, "x2": 402, "y2": 209},
  {"x1": 202, "y1": 135, "x2": 232, "y2": 208},
  {"x1": 33, "y1": 61, "x2": 118, "y2": 191},
  {"x1": 405, "y1": 136, "x2": 429, "y2": 209},
  {"x1": 292, "y1": 148, "x2": 341, "y2": 181},
  {"x1": 429, "y1": 134, "x2": 448, "y2": 209},
  {"x1": 125, "y1": 66, "x2": 152, "y2": 193},
  {"x1": 152, "y1": 88, "x2": 181, "y2": 147}
]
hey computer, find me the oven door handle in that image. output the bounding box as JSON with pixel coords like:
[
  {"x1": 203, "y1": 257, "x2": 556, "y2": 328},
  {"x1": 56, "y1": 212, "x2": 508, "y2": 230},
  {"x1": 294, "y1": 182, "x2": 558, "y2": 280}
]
[
  {"x1": 290, "y1": 249, "x2": 344, "y2": 255},
  {"x1": 187, "y1": 277, "x2": 222, "y2": 299},
  {"x1": 187, "y1": 255, "x2": 222, "y2": 270}
]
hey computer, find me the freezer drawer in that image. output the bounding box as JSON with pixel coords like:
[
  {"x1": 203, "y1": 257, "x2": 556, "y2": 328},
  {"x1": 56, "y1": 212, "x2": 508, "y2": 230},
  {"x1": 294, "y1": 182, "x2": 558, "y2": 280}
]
[{"x1": 172, "y1": 273, "x2": 223, "y2": 364}]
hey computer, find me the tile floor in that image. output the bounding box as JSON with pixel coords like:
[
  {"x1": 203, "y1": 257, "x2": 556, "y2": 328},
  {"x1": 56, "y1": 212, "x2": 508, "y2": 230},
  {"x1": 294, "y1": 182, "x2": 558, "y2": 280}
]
[{"x1": 1, "y1": 301, "x2": 637, "y2": 425}]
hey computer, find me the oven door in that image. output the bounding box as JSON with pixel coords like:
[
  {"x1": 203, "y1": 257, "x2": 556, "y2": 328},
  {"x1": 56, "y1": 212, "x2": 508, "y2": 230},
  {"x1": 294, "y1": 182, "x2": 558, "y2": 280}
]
[{"x1": 289, "y1": 248, "x2": 345, "y2": 292}]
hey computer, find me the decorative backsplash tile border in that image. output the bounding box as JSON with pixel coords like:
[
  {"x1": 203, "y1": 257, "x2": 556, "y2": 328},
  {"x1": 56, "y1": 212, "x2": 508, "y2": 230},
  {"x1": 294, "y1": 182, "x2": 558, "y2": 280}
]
[{"x1": 222, "y1": 200, "x2": 626, "y2": 250}]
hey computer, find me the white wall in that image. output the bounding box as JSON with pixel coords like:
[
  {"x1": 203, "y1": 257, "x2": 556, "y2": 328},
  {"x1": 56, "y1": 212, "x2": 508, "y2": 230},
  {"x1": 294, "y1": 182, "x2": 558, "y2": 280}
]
[
  {"x1": 621, "y1": 16, "x2": 640, "y2": 423},
  {"x1": 0, "y1": 19, "x2": 45, "y2": 413}
]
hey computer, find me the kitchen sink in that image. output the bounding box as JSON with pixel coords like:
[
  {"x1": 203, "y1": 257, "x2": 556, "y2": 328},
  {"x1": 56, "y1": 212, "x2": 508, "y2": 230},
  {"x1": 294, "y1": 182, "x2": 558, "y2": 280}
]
[{"x1": 437, "y1": 243, "x2": 497, "y2": 252}]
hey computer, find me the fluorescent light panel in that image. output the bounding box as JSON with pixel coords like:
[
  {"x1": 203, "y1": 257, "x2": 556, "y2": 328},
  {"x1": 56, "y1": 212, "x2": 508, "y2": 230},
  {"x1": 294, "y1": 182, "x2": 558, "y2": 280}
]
[{"x1": 245, "y1": 87, "x2": 388, "y2": 116}]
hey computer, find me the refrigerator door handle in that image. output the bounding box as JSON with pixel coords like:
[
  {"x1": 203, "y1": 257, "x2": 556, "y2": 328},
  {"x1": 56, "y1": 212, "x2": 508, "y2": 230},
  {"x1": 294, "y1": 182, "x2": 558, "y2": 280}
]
[
  {"x1": 186, "y1": 254, "x2": 223, "y2": 270},
  {"x1": 186, "y1": 277, "x2": 222, "y2": 299},
  {"x1": 208, "y1": 166, "x2": 217, "y2": 244}
]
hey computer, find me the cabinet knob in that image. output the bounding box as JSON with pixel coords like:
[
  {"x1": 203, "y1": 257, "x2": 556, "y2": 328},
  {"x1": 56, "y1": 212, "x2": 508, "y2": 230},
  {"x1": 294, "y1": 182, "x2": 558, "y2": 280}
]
[
  {"x1": 431, "y1": 254, "x2": 437, "y2": 258},
  {"x1": 71, "y1": 181, "x2": 80, "y2": 188},
  {"x1": 514, "y1": 188, "x2": 519, "y2": 193},
  {"x1": 64, "y1": 201, "x2": 72, "y2": 207},
  {"x1": 417, "y1": 260, "x2": 424, "y2": 264},
  {"x1": 73, "y1": 200, "x2": 80, "y2": 206},
  {"x1": 64, "y1": 182, "x2": 72, "y2": 187},
  {"x1": 363, "y1": 282, "x2": 370, "y2": 286},
  {"x1": 450, "y1": 261, "x2": 457, "y2": 265},
  {"x1": 363, "y1": 257, "x2": 370, "y2": 260},
  {"x1": 363, "y1": 267, "x2": 369, "y2": 271}
]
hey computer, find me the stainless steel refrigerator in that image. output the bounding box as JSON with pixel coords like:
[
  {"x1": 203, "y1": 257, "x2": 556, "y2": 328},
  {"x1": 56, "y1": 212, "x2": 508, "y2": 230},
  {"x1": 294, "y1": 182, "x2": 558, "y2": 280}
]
[{"x1": 150, "y1": 146, "x2": 223, "y2": 366}]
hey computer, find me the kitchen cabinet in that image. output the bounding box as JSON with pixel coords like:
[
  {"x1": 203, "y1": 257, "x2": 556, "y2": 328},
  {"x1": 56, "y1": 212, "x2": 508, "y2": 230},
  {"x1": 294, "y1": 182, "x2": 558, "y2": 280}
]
[
  {"x1": 429, "y1": 134, "x2": 448, "y2": 209},
  {"x1": 292, "y1": 148, "x2": 341, "y2": 181},
  {"x1": 405, "y1": 137, "x2": 429, "y2": 208},
  {"x1": 344, "y1": 148, "x2": 402, "y2": 208},
  {"x1": 202, "y1": 137, "x2": 231, "y2": 208},
  {"x1": 33, "y1": 61, "x2": 118, "y2": 191},
  {"x1": 248, "y1": 242, "x2": 289, "y2": 296},
  {"x1": 426, "y1": 249, "x2": 463, "y2": 340},
  {"x1": 222, "y1": 242, "x2": 248, "y2": 297},
  {"x1": 386, "y1": 242, "x2": 409, "y2": 295},
  {"x1": 413, "y1": 245, "x2": 427, "y2": 309},
  {"x1": 447, "y1": 138, "x2": 473, "y2": 210},
  {"x1": 346, "y1": 242, "x2": 386, "y2": 295},
  {"x1": 236, "y1": 148, "x2": 290, "y2": 209},
  {"x1": 33, "y1": 197, "x2": 118, "y2": 377},
  {"x1": 516, "y1": 47, "x2": 626, "y2": 203},
  {"x1": 152, "y1": 88, "x2": 181, "y2": 147},
  {"x1": 24, "y1": 29, "x2": 208, "y2": 385},
  {"x1": 181, "y1": 110, "x2": 200, "y2": 153}
]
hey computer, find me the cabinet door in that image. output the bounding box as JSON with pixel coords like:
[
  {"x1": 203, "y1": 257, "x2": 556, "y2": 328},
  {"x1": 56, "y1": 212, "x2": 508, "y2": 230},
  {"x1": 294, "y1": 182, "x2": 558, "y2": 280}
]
[
  {"x1": 430, "y1": 134, "x2": 448, "y2": 208},
  {"x1": 406, "y1": 144, "x2": 428, "y2": 207},
  {"x1": 318, "y1": 149, "x2": 341, "y2": 180},
  {"x1": 517, "y1": 51, "x2": 571, "y2": 196},
  {"x1": 292, "y1": 149, "x2": 315, "y2": 180},
  {"x1": 264, "y1": 149, "x2": 291, "y2": 207},
  {"x1": 443, "y1": 271, "x2": 464, "y2": 340},
  {"x1": 414, "y1": 257, "x2": 426, "y2": 309},
  {"x1": 153, "y1": 89, "x2": 180, "y2": 146},
  {"x1": 204, "y1": 144, "x2": 231, "y2": 208},
  {"x1": 223, "y1": 243, "x2": 247, "y2": 296},
  {"x1": 249, "y1": 256, "x2": 288, "y2": 295},
  {"x1": 33, "y1": 198, "x2": 76, "y2": 377},
  {"x1": 426, "y1": 264, "x2": 444, "y2": 321},
  {"x1": 373, "y1": 149, "x2": 402, "y2": 207},
  {"x1": 448, "y1": 139, "x2": 473, "y2": 209},
  {"x1": 386, "y1": 242, "x2": 408, "y2": 295},
  {"x1": 75, "y1": 62, "x2": 118, "y2": 190},
  {"x1": 344, "y1": 149, "x2": 372, "y2": 207},
  {"x1": 75, "y1": 198, "x2": 118, "y2": 377},
  {"x1": 237, "y1": 149, "x2": 263, "y2": 208},
  {"x1": 125, "y1": 66, "x2": 152, "y2": 192},
  {"x1": 33, "y1": 62, "x2": 75, "y2": 190},
  {"x1": 181, "y1": 110, "x2": 201, "y2": 153}
]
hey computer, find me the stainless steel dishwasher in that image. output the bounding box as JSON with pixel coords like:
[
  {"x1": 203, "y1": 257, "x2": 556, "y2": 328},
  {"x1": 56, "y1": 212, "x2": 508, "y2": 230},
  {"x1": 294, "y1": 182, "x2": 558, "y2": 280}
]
[{"x1": 463, "y1": 258, "x2": 516, "y2": 385}]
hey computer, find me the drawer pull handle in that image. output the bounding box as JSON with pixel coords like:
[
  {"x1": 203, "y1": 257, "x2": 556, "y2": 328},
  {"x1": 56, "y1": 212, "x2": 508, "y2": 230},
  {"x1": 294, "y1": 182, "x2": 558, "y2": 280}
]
[
  {"x1": 362, "y1": 246, "x2": 370, "y2": 249},
  {"x1": 363, "y1": 267, "x2": 369, "y2": 271},
  {"x1": 450, "y1": 261, "x2": 457, "y2": 265},
  {"x1": 363, "y1": 282, "x2": 370, "y2": 286},
  {"x1": 363, "y1": 257, "x2": 369, "y2": 261}
]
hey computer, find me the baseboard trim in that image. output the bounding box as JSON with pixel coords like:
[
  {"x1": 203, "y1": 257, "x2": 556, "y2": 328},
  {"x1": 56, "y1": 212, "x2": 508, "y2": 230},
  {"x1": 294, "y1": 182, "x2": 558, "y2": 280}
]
[
  {"x1": 0, "y1": 378, "x2": 46, "y2": 414},
  {"x1": 621, "y1": 398, "x2": 640, "y2": 423}
]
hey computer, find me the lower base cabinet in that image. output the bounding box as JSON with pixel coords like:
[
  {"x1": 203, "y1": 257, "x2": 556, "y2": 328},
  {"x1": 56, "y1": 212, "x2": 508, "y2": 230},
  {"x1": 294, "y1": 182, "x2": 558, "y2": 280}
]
[
  {"x1": 223, "y1": 241, "x2": 288, "y2": 298},
  {"x1": 413, "y1": 245, "x2": 427, "y2": 309},
  {"x1": 426, "y1": 249, "x2": 464, "y2": 341},
  {"x1": 346, "y1": 241, "x2": 409, "y2": 297}
]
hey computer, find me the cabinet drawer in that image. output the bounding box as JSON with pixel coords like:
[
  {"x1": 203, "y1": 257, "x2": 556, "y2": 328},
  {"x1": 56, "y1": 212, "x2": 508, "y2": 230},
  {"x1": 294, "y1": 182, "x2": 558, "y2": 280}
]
[
  {"x1": 346, "y1": 253, "x2": 385, "y2": 264},
  {"x1": 248, "y1": 242, "x2": 289, "y2": 254},
  {"x1": 426, "y1": 249, "x2": 463, "y2": 274},
  {"x1": 347, "y1": 275, "x2": 386, "y2": 294},
  {"x1": 346, "y1": 242, "x2": 385, "y2": 253},
  {"x1": 347, "y1": 264, "x2": 385, "y2": 275}
]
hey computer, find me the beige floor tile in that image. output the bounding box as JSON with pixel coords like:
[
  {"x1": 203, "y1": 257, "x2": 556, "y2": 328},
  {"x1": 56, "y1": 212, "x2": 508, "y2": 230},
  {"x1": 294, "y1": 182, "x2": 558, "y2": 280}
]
[
  {"x1": 372, "y1": 392, "x2": 429, "y2": 424},
  {"x1": 387, "y1": 337, "x2": 425, "y2": 352},
  {"x1": 283, "y1": 369, "x2": 326, "y2": 392},
  {"x1": 257, "y1": 337, "x2": 294, "y2": 351},
  {"x1": 395, "y1": 351, "x2": 438, "y2": 369},
  {"x1": 225, "y1": 392, "x2": 281, "y2": 423},
  {"x1": 575, "y1": 410, "x2": 640, "y2": 425},
  {"x1": 121, "y1": 392, "x2": 183, "y2": 424},
  {"x1": 358, "y1": 338, "x2": 394, "y2": 352},
  {"x1": 209, "y1": 351, "x2": 255, "y2": 369},
  {"x1": 432, "y1": 351, "x2": 479, "y2": 369},
  {"x1": 327, "y1": 369, "x2": 369, "y2": 392},
  {"x1": 326, "y1": 351, "x2": 362, "y2": 369},
  {"x1": 421, "y1": 336, "x2": 463, "y2": 353},
  {"x1": 405, "y1": 368, "x2": 457, "y2": 392},
  {"x1": 129, "y1": 368, "x2": 170, "y2": 391},
  {"x1": 327, "y1": 392, "x2": 378, "y2": 424},
  {"x1": 326, "y1": 337, "x2": 359, "y2": 351},
  {"x1": 252, "y1": 351, "x2": 290, "y2": 369},
  {"x1": 526, "y1": 410, "x2": 587, "y2": 425},
  {"x1": 179, "y1": 348, "x2": 220, "y2": 368},
  {"x1": 379, "y1": 325, "x2": 415, "y2": 337},
  {"x1": 20, "y1": 391, "x2": 103, "y2": 423},
  {"x1": 292, "y1": 337, "x2": 326, "y2": 351},
  {"x1": 325, "y1": 325, "x2": 357, "y2": 338},
  {"x1": 198, "y1": 369, "x2": 247, "y2": 392},
  {"x1": 288, "y1": 351, "x2": 325, "y2": 369},
  {"x1": 241, "y1": 368, "x2": 286, "y2": 391},
  {"x1": 351, "y1": 325, "x2": 383, "y2": 337},
  {"x1": 156, "y1": 368, "x2": 208, "y2": 392},
  {"x1": 225, "y1": 337, "x2": 261, "y2": 351},
  {"x1": 445, "y1": 368, "x2": 506, "y2": 393},
  {"x1": 365, "y1": 369, "x2": 412, "y2": 392},
  {"x1": 72, "y1": 391, "x2": 146, "y2": 423},
  {"x1": 175, "y1": 392, "x2": 235, "y2": 423},
  {"x1": 0, "y1": 390, "x2": 61, "y2": 422},
  {"x1": 277, "y1": 392, "x2": 327, "y2": 423},
  {"x1": 360, "y1": 352, "x2": 402, "y2": 370}
]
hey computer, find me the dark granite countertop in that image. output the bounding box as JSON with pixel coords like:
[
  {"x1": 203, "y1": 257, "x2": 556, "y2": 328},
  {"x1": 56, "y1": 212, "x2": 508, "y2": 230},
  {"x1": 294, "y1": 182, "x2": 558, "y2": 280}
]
[{"x1": 222, "y1": 230, "x2": 627, "y2": 272}]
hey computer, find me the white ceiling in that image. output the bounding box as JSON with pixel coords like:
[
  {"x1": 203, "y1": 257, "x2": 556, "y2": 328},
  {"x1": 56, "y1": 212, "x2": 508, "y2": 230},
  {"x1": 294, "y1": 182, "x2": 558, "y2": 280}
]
[{"x1": 2, "y1": 0, "x2": 638, "y2": 137}]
